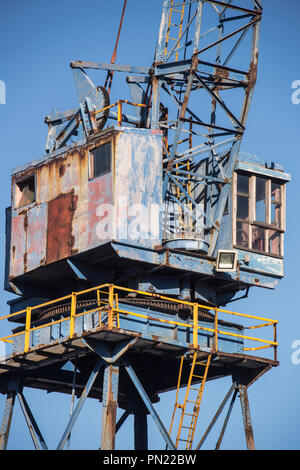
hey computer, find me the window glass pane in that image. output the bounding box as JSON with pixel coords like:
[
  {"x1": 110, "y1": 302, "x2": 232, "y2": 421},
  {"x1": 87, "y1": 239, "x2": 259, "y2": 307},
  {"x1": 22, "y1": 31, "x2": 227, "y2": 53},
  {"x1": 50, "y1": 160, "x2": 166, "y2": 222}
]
[
  {"x1": 237, "y1": 174, "x2": 249, "y2": 194},
  {"x1": 91, "y1": 142, "x2": 111, "y2": 178},
  {"x1": 236, "y1": 221, "x2": 249, "y2": 248},
  {"x1": 268, "y1": 230, "x2": 281, "y2": 255},
  {"x1": 271, "y1": 203, "x2": 281, "y2": 228},
  {"x1": 255, "y1": 177, "x2": 266, "y2": 222},
  {"x1": 237, "y1": 195, "x2": 249, "y2": 220},
  {"x1": 252, "y1": 225, "x2": 265, "y2": 252},
  {"x1": 271, "y1": 182, "x2": 281, "y2": 203}
]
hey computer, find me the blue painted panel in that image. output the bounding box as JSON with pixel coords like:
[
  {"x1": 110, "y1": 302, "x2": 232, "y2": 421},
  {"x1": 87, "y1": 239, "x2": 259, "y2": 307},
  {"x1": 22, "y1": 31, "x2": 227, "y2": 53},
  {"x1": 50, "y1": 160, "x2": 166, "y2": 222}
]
[
  {"x1": 236, "y1": 160, "x2": 291, "y2": 182},
  {"x1": 139, "y1": 276, "x2": 180, "y2": 296},
  {"x1": 111, "y1": 242, "x2": 280, "y2": 289},
  {"x1": 237, "y1": 249, "x2": 283, "y2": 277},
  {"x1": 115, "y1": 128, "x2": 163, "y2": 248}
]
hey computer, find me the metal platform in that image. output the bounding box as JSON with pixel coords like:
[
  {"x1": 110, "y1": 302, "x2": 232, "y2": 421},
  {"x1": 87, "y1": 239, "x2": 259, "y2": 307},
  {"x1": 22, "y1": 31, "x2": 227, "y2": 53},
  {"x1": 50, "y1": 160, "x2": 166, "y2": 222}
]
[
  {"x1": 0, "y1": 324, "x2": 278, "y2": 397},
  {"x1": 0, "y1": 283, "x2": 278, "y2": 450}
]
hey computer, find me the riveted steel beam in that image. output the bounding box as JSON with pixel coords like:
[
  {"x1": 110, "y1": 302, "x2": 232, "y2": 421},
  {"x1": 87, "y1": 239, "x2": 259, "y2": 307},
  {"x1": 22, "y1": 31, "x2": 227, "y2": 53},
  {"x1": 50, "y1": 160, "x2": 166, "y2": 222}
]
[
  {"x1": 100, "y1": 363, "x2": 119, "y2": 450},
  {"x1": 0, "y1": 391, "x2": 16, "y2": 450},
  {"x1": 17, "y1": 392, "x2": 48, "y2": 450},
  {"x1": 215, "y1": 388, "x2": 238, "y2": 450},
  {"x1": 195, "y1": 382, "x2": 237, "y2": 450},
  {"x1": 56, "y1": 358, "x2": 104, "y2": 450},
  {"x1": 239, "y1": 384, "x2": 255, "y2": 450}
]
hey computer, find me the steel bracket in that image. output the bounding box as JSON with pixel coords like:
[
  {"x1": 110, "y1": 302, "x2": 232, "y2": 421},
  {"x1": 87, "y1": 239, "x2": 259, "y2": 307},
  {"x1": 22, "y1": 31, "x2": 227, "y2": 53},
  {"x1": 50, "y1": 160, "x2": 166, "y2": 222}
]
[{"x1": 82, "y1": 337, "x2": 138, "y2": 364}]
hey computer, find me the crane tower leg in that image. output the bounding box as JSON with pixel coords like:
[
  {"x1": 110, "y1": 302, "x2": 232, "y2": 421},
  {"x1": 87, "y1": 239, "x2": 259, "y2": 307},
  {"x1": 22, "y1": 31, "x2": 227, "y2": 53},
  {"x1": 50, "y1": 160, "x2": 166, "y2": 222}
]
[
  {"x1": 100, "y1": 363, "x2": 119, "y2": 450},
  {"x1": 0, "y1": 391, "x2": 16, "y2": 450},
  {"x1": 134, "y1": 406, "x2": 148, "y2": 450},
  {"x1": 239, "y1": 385, "x2": 255, "y2": 450}
]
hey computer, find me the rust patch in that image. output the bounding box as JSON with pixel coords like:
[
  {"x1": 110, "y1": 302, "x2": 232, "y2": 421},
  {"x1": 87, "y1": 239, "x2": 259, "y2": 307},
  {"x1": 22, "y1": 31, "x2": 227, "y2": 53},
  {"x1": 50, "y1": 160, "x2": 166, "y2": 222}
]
[
  {"x1": 165, "y1": 249, "x2": 170, "y2": 266},
  {"x1": 78, "y1": 146, "x2": 87, "y2": 160},
  {"x1": 215, "y1": 66, "x2": 229, "y2": 80},
  {"x1": 248, "y1": 57, "x2": 258, "y2": 88},
  {"x1": 46, "y1": 191, "x2": 76, "y2": 264},
  {"x1": 59, "y1": 165, "x2": 66, "y2": 177},
  {"x1": 23, "y1": 213, "x2": 28, "y2": 231},
  {"x1": 24, "y1": 252, "x2": 28, "y2": 272}
]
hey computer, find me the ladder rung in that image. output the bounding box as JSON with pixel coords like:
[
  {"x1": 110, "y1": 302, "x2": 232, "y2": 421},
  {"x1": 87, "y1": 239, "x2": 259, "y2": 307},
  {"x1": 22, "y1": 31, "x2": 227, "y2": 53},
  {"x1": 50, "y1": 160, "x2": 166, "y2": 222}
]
[{"x1": 172, "y1": 354, "x2": 211, "y2": 448}]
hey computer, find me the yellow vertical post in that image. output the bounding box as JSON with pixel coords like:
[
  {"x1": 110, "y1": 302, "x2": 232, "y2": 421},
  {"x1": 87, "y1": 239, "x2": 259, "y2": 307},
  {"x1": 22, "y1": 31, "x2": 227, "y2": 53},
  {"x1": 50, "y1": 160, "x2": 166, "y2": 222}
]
[
  {"x1": 24, "y1": 307, "x2": 32, "y2": 353},
  {"x1": 193, "y1": 304, "x2": 198, "y2": 349},
  {"x1": 108, "y1": 285, "x2": 114, "y2": 329},
  {"x1": 97, "y1": 289, "x2": 102, "y2": 326},
  {"x1": 117, "y1": 100, "x2": 122, "y2": 126},
  {"x1": 214, "y1": 307, "x2": 218, "y2": 352},
  {"x1": 273, "y1": 323, "x2": 277, "y2": 361},
  {"x1": 69, "y1": 293, "x2": 77, "y2": 339},
  {"x1": 114, "y1": 293, "x2": 120, "y2": 328}
]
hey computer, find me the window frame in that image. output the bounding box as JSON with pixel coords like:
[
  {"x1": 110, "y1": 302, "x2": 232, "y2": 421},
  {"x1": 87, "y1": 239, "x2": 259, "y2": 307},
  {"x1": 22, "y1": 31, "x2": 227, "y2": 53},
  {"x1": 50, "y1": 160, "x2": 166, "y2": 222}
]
[
  {"x1": 14, "y1": 173, "x2": 36, "y2": 209},
  {"x1": 233, "y1": 171, "x2": 285, "y2": 258},
  {"x1": 89, "y1": 140, "x2": 112, "y2": 180}
]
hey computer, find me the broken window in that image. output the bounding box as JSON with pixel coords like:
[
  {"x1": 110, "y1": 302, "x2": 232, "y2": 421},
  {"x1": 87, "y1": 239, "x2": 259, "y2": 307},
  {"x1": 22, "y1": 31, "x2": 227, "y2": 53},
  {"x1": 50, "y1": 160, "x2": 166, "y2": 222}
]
[
  {"x1": 90, "y1": 142, "x2": 112, "y2": 179},
  {"x1": 236, "y1": 173, "x2": 250, "y2": 248},
  {"x1": 255, "y1": 176, "x2": 266, "y2": 223},
  {"x1": 271, "y1": 181, "x2": 282, "y2": 228},
  {"x1": 235, "y1": 172, "x2": 285, "y2": 256},
  {"x1": 15, "y1": 175, "x2": 36, "y2": 209}
]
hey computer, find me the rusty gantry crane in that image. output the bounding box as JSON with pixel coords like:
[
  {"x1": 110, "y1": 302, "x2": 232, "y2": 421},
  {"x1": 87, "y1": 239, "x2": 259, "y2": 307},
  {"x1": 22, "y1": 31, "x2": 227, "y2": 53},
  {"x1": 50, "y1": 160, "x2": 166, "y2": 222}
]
[{"x1": 0, "y1": 0, "x2": 291, "y2": 450}]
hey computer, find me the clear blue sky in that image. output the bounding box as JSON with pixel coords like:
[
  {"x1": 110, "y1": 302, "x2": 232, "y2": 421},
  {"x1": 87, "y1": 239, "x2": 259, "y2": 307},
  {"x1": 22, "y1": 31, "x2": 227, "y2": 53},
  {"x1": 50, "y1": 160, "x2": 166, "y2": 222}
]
[{"x1": 0, "y1": 0, "x2": 299, "y2": 450}]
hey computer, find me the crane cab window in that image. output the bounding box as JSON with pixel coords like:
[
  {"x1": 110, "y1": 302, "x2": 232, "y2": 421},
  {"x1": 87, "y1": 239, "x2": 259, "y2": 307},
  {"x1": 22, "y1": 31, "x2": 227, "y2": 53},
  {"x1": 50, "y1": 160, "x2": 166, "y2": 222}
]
[
  {"x1": 89, "y1": 142, "x2": 112, "y2": 179},
  {"x1": 14, "y1": 175, "x2": 36, "y2": 209},
  {"x1": 234, "y1": 172, "x2": 285, "y2": 256}
]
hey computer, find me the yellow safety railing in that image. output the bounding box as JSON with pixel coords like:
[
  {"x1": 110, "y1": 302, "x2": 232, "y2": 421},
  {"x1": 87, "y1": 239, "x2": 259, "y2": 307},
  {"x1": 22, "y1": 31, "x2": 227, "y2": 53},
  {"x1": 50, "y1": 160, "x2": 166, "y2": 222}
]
[
  {"x1": 94, "y1": 100, "x2": 149, "y2": 127},
  {"x1": 0, "y1": 284, "x2": 278, "y2": 360}
]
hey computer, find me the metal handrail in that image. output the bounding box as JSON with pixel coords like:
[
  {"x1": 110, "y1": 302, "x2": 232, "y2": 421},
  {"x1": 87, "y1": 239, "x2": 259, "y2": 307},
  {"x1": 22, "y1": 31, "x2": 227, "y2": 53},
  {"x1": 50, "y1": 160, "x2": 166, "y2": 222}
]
[
  {"x1": 0, "y1": 283, "x2": 278, "y2": 360},
  {"x1": 94, "y1": 99, "x2": 149, "y2": 126}
]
